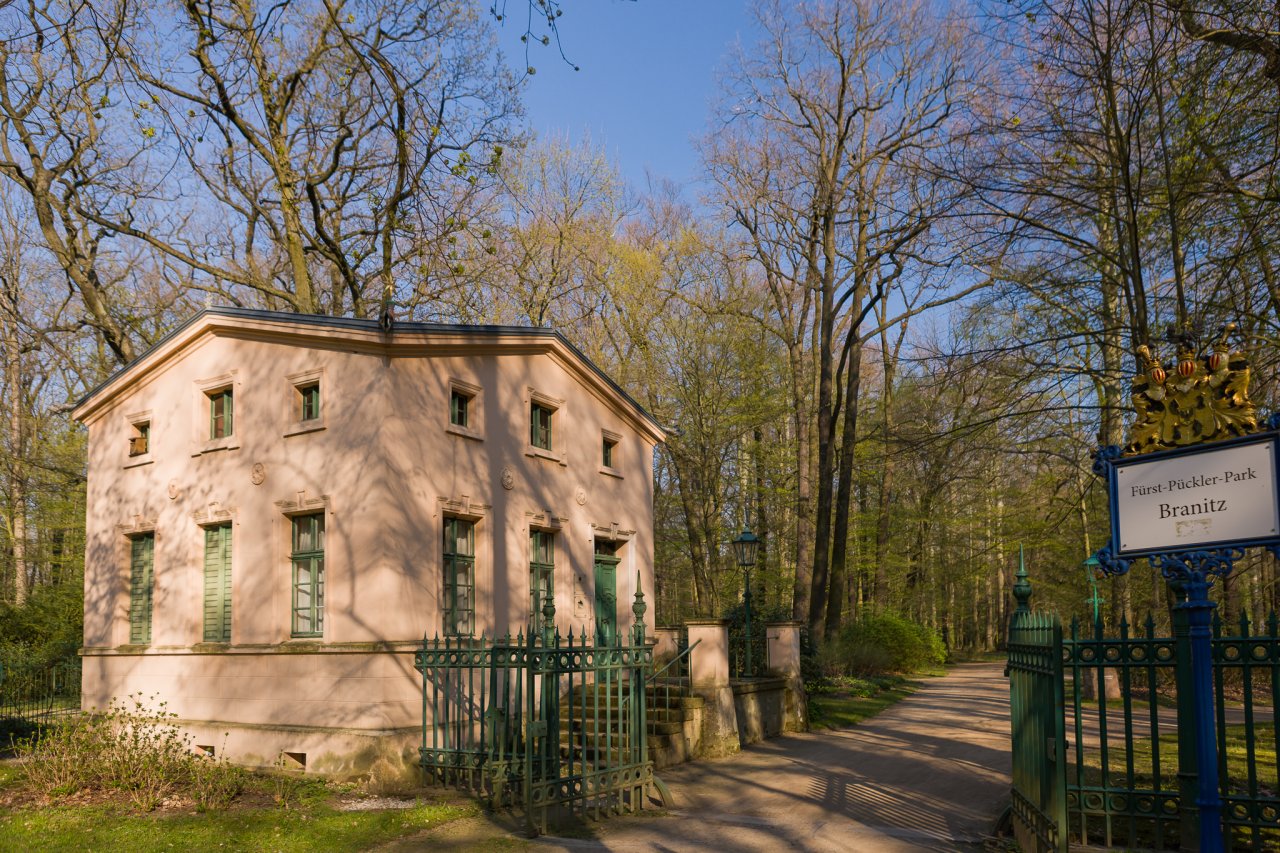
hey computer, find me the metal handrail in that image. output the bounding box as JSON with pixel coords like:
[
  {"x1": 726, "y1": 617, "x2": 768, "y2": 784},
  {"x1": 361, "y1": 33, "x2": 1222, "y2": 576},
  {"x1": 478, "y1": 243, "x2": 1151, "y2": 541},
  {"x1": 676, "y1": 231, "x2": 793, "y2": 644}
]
[
  {"x1": 624, "y1": 638, "x2": 701, "y2": 714},
  {"x1": 648, "y1": 638, "x2": 700, "y2": 686}
]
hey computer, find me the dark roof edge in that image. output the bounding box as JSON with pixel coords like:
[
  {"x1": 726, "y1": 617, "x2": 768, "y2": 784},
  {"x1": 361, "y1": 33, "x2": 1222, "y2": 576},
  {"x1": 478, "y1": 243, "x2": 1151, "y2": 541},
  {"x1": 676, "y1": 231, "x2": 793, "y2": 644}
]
[{"x1": 74, "y1": 307, "x2": 664, "y2": 436}]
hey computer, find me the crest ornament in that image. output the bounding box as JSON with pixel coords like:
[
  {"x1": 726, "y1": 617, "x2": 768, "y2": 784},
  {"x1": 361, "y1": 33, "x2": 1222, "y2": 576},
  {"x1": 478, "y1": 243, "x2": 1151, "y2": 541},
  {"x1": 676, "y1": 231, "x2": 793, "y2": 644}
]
[
  {"x1": 167, "y1": 480, "x2": 180, "y2": 501},
  {"x1": 500, "y1": 467, "x2": 515, "y2": 490},
  {"x1": 1125, "y1": 323, "x2": 1257, "y2": 455},
  {"x1": 251, "y1": 463, "x2": 266, "y2": 485},
  {"x1": 575, "y1": 487, "x2": 587, "y2": 506}
]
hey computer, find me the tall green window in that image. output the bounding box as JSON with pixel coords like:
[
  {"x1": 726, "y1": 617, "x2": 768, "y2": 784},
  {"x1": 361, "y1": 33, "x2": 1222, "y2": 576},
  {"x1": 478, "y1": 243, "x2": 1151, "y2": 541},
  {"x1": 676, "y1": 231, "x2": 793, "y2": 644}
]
[
  {"x1": 443, "y1": 517, "x2": 475, "y2": 636},
  {"x1": 129, "y1": 533, "x2": 155, "y2": 644},
  {"x1": 450, "y1": 389, "x2": 470, "y2": 428},
  {"x1": 209, "y1": 388, "x2": 233, "y2": 439},
  {"x1": 530, "y1": 403, "x2": 553, "y2": 450},
  {"x1": 299, "y1": 383, "x2": 321, "y2": 422},
  {"x1": 291, "y1": 513, "x2": 325, "y2": 637},
  {"x1": 530, "y1": 530, "x2": 555, "y2": 634}
]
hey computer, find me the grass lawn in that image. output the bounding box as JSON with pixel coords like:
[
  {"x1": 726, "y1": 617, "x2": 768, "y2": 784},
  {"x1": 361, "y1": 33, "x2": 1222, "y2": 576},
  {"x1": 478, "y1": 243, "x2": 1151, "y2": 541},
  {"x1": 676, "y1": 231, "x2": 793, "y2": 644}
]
[
  {"x1": 807, "y1": 668, "x2": 943, "y2": 731},
  {"x1": 0, "y1": 762, "x2": 479, "y2": 853}
]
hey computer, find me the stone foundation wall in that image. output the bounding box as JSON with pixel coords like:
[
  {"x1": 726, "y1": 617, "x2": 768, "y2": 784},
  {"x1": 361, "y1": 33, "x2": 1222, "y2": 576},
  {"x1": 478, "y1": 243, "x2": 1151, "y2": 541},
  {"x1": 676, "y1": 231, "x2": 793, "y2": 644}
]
[{"x1": 82, "y1": 647, "x2": 422, "y2": 781}]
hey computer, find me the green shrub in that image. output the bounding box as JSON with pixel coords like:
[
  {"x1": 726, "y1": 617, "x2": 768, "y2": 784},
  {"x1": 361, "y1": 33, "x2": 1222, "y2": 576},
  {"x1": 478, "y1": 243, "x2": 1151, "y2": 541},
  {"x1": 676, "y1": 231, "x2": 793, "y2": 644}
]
[
  {"x1": 827, "y1": 613, "x2": 946, "y2": 677},
  {"x1": 15, "y1": 693, "x2": 244, "y2": 812}
]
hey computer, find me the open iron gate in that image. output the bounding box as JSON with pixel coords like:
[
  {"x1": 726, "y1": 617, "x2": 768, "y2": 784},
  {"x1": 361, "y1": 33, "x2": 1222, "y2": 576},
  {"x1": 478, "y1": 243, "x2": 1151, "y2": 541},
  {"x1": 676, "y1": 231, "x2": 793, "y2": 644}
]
[
  {"x1": 416, "y1": 589, "x2": 653, "y2": 835},
  {"x1": 1007, "y1": 606, "x2": 1068, "y2": 853}
]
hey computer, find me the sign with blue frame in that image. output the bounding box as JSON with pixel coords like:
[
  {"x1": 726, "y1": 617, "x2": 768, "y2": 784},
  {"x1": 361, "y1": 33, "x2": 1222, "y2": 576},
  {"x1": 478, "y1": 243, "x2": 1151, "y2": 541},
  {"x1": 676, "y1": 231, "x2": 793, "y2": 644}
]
[{"x1": 1106, "y1": 431, "x2": 1280, "y2": 558}]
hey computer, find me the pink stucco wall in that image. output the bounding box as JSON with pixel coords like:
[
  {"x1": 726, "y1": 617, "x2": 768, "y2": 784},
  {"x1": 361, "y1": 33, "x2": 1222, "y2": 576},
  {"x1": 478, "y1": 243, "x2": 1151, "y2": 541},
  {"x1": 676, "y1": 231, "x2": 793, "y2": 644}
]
[{"x1": 74, "y1": 312, "x2": 661, "y2": 773}]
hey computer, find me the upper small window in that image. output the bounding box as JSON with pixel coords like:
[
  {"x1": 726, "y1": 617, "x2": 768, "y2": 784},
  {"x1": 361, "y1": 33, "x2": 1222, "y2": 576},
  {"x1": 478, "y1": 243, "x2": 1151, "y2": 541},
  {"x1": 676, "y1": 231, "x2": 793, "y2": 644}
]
[
  {"x1": 208, "y1": 388, "x2": 233, "y2": 439},
  {"x1": 531, "y1": 403, "x2": 553, "y2": 451},
  {"x1": 602, "y1": 436, "x2": 617, "y2": 468},
  {"x1": 299, "y1": 382, "x2": 321, "y2": 422},
  {"x1": 129, "y1": 421, "x2": 150, "y2": 457},
  {"x1": 450, "y1": 389, "x2": 471, "y2": 428}
]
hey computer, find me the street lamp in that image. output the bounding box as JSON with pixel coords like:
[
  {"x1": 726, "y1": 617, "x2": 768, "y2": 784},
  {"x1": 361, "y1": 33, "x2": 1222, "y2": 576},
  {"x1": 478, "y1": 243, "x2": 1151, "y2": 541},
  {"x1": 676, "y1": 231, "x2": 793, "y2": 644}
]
[
  {"x1": 732, "y1": 528, "x2": 760, "y2": 677},
  {"x1": 1083, "y1": 552, "x2": 1105, "y2": 628}
]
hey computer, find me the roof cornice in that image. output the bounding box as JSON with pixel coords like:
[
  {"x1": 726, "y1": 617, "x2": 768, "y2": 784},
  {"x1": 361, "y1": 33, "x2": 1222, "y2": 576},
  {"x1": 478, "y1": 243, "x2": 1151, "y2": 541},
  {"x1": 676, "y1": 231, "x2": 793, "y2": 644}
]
[{"x1": 71, "y1": 308, "x2": 666, "y2": 444}]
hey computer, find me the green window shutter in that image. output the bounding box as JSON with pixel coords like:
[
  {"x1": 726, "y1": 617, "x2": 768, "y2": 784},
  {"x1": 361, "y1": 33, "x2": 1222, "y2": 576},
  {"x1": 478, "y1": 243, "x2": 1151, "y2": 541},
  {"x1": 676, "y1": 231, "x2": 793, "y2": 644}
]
[
  {"x1": 203, "y1": 525, "x2": 232, "y2": 642},
  {"x1": 203, "y1": 529, "x2": 218, "y2": 639},
  {"x1": 223, "y1": 529, "x2": 232, "y2": 638},
  {"x1": 130, "y1": 534, "x2": 154, "y2": 644}
]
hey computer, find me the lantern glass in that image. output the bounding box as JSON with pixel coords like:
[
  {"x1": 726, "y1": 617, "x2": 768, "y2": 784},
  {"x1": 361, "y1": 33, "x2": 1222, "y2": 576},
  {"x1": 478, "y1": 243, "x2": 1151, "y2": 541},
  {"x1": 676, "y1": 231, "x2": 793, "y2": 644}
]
[{"x1": 731, "y1": 529, "x2": 760, "y2": 568}]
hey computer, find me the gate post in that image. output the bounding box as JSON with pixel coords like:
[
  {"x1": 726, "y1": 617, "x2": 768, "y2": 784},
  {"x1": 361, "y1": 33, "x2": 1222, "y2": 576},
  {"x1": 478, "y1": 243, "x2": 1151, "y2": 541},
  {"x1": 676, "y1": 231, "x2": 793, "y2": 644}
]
[
  {"x1": 1180, "y1": 575, "x2": 1223, "y2": 852},
  {"x1": 766, "y1": 621, "x2": 807, "y2": 732},
  {"x1": 1170, "y1": 579, "x2": 1201, "y2": 851},
  {"x1": 685, "y1": 619, "x2": 740, "y2": 757}
]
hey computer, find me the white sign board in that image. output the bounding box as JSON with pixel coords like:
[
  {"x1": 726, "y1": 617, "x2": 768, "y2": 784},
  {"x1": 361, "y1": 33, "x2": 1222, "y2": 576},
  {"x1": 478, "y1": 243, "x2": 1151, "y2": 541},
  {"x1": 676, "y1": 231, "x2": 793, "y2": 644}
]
[{"x1": 1115, "y1": 439, "x2": 1279, "y2": 555}]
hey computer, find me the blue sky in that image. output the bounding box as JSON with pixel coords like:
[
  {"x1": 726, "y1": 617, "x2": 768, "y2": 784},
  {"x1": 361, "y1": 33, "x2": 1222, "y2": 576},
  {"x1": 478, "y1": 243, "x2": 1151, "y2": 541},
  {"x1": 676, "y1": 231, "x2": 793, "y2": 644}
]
[{"x1": 493, "y1": 0, "x2": 757, "y2": 192}]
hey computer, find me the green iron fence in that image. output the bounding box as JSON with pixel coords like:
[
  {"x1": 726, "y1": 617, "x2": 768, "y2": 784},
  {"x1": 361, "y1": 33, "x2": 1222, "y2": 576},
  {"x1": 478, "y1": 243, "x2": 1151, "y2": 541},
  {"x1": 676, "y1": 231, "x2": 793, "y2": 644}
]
[
  {"x1": 416, "y1": 619, "x2": 653, "y2": 835},
  {"x1": 1009, "y1": 578, "x2": 1280, "y2": 850},
  {"x1": 0, "y1": 655, "x2": 81, "y2": 740},
  {"x1": 1064, "y1": 614, "x2": 1183, "y2": 849},
  {"x1": 1213, "y1": 611, "x2": 1280, "y2": 849}
]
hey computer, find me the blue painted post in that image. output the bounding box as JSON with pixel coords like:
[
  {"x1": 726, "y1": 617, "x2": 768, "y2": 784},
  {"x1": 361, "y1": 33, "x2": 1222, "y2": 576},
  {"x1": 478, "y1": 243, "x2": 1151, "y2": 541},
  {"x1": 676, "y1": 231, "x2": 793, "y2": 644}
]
[
  {"x1": 1182, "y1": 575, "x2": 1223, "y2": 853},
  {"x1": 1170, "y1": 579, "x2": 1201, "y2": 849}
]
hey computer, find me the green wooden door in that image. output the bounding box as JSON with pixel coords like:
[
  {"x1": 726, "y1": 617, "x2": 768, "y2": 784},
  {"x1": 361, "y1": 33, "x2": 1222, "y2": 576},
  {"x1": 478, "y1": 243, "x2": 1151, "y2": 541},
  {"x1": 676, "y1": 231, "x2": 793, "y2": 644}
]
[
  {"x1": 593, "y1": 541, "x2": 619, "y2": 645},
  {"x1": 203, "y1": 524, "x2": 232, "y2": 642}
]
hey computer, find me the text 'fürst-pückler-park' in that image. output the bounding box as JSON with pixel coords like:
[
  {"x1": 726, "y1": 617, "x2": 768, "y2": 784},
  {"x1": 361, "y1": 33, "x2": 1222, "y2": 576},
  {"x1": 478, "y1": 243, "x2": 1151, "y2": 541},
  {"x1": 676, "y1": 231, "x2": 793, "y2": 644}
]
[
  {"x1": 1113, "y1": 439, "x2": 1279, "y2": 556},
  {"x1": 1127, "y1": 468, "x2": 1260, "y2": 519}
]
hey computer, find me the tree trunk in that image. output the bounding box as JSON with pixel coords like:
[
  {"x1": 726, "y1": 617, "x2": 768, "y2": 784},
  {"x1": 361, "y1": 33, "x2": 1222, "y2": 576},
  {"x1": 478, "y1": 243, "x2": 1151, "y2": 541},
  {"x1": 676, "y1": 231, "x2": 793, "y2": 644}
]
[
  {"x1": 808, "y1": 273, "x2": 837, "y2": 639},
  {"x1": 825, "y1": 340, "x2": 863, "y2": 640},
  {"x1": 790, "y1": 349, "x2": 813, "y2": 623},
  {"x1": 3, "y1": 284, "x2": 25, "y2": 606},
  {"x1": 874, "y1": 344, "x2": 897, "y2": 608}
]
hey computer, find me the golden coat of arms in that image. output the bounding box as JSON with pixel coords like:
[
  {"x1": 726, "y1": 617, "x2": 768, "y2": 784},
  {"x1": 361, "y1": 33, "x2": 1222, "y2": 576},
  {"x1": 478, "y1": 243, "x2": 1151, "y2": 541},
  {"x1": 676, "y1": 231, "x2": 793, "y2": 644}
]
[{"x1": 1124, "y1": 323, "x2": 1258, "y2": 455}]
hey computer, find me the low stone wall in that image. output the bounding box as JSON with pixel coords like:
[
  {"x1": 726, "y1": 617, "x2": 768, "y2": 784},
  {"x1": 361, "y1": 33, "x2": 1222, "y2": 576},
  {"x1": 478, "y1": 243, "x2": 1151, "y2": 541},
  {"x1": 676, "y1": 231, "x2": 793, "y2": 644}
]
[{"x1": 731, "y1": 677, "x2": 787, "y2": 746}]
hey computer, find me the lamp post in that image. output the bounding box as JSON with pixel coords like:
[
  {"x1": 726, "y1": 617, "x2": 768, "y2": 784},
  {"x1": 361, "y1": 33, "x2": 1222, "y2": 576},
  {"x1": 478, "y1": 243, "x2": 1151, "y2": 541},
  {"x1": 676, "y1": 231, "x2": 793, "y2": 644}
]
[
  {"x1": 731, "y1": 528, "x2": 760, "y2": 677},
  {"x1": 1083, "y1": 553, "x2": 1105, "y2": 627}
]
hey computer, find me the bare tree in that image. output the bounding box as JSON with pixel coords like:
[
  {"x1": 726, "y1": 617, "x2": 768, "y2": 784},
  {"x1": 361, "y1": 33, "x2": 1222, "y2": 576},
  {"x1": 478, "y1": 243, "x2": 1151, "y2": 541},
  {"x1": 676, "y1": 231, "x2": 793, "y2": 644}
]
[
  {"x1": 707, "y1": 0, "x2": 985, "y2": 637},
  {"x1": 120, "y1": 0, "x2": 519, "y2": 317},
  {"x1": 0, "y1": 0, "x2": 144, "y2": 364}
]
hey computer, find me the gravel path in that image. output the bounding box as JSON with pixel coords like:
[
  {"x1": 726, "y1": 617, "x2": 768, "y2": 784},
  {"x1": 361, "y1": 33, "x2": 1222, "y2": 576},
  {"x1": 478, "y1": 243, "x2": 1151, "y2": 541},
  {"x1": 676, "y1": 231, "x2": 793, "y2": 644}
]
[{"x1": 540, "y1": 661, "x2": 1013, "y2": 852}]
